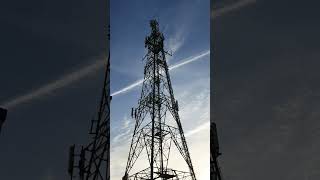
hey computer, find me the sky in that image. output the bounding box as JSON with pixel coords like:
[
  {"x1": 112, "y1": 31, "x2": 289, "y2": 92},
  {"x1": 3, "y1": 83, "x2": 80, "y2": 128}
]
[
  {"x1": 0, "y1": 0, "x2": 319, "y2": 180},
  {"x1": 212, "y1": 0, "x2": 320, "y2": 180},
  {"x1": 110, "y1": 0, "x2": 210, "y2": 179}
]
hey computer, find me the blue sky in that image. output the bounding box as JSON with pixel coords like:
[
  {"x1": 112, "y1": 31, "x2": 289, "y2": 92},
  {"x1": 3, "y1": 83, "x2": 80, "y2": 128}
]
[{"x1": 110, "y1": 0, "x2": 210, "y2": 179}]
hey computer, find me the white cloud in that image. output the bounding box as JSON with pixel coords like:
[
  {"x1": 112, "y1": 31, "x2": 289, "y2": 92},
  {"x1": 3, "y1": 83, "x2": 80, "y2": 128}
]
[
  {"x1": 165, "y1": 28, "x2": 185, "y2": 63},
  {"x1": 111, "y1": 115, "x2": 133, "y2": 145}
]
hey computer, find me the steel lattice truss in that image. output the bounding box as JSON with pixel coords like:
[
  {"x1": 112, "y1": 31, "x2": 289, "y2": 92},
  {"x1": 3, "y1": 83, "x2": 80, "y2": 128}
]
[
  {"x1": 82, "y1": 56, "x2": 110, "y2": 180},
  {"x1": 123, "y1": 20, "x2": 196, "y2": 180},
  {"x1": 68, "y1": 27, "x2": 110, "y2": 180}
]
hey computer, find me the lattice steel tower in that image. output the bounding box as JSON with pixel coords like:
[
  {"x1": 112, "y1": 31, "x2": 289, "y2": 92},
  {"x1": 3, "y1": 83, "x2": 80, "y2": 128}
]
[
  {"x1": 122, "y1": 20, "x2": 196, "y2": 180},
  {"x1": 67, "y1": 26, "x2": 111, "y2": 180}
]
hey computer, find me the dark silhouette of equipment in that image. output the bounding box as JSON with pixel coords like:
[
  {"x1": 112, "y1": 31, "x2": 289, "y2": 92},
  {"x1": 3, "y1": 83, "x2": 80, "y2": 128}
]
[
  {"x1": 211, "y1": 122, "x2": 222, "y2": 180},
  {"x1": 0, "y1": 107, "x2": 7, "y2": 134},
  {"x1": 67, "y1": 27, "x2": 111, "y2": 180},
  {"x1": 122, "y1": 20, "x2": 197, "y2": 180}
]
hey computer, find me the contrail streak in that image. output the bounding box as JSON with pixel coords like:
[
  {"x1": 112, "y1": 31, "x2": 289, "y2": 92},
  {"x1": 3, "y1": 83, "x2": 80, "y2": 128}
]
[
  {"x1": 185, "y1": 121, "x2": 210, "y2": 137},
  {"x1": 212, "y1": 0, "x2": 257, "y2": 19},
  {"x1": 1, "y1": 50, "x2": 208, "y2": 109},
  {"x1": 111, "y1": 79, "x2": 144, "y2": 97},
  {"x1": 1, "y1": 59, "x2": 105, "y2": 109},
  {"x1": 169, "y1": 50, "x2": 209, "y2": 70},
  {"x1": 111, "y1": 50, "x2": 210, "y2": 97}
]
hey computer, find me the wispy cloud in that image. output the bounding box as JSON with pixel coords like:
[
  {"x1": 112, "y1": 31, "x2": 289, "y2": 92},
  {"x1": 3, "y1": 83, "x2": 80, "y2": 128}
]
[
  {"x1": 111, "y1": 50, "x2": 210, "y2": 97},
  {"x1": 112, "y1": 115, "x2": 133, "y2": 145},
  {"x1": 165, "y1": 29, "x2": 185, "y2": 63},
  {"x1": 212, "y1": 0, "x2": 257, "y2": 19},
  {"x1": 1, "y1": 57, "x2": 106, "y2": 109}
]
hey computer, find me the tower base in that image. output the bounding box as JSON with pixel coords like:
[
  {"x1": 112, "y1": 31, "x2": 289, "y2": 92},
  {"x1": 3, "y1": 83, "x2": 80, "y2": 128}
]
[{"x1": 124, "y1": 167, "x2": 193, "y2": 180}]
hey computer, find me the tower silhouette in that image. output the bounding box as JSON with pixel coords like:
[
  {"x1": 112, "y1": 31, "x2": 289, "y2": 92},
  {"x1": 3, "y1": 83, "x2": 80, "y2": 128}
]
[
  {"x1": 211, "y1": 122, "x2": 222, "y2": 180},
  {"x1": 67, "y1": 26, "x2": 111, "y2": 180},
  {"x1": 122, "y1": 20, "x2": 196, "y2": 180},
  {"x1": 0, "y1": 107, "x2": 7, "y2": 134}
]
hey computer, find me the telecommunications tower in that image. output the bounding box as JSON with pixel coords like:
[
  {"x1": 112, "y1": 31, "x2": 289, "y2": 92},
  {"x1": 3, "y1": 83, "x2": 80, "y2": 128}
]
[
  {"x1": 122, "y1": 20, "x2": 197, "y2": 180},
  {"x1": 67, "y1": 27, "x2": 111, "y2": 180}
]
